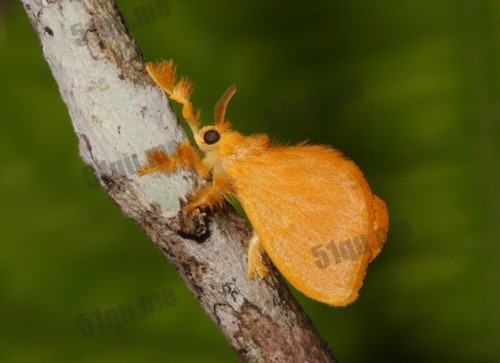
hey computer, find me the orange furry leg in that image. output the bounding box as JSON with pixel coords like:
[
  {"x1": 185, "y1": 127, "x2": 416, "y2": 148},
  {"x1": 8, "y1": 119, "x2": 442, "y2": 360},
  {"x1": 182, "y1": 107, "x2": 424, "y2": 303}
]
[
  {"x1": 183, "y1": 171, "x2": 234, "y2": 213},
  {"x1": 247, "y1": 232, "x2": 269, "y2": 279},
  {"x1": 183, "y1": 184, "x2": 225, "y2": 213},
  {"x1": 137, "y1": 140, "x2": 207, "y2": 177},
  {"x1": 146, "y1": 60, "x2": 201, "y2": 134},
  {"x1": 138, "y1": 140, "x2": 233, "y2": 213}
]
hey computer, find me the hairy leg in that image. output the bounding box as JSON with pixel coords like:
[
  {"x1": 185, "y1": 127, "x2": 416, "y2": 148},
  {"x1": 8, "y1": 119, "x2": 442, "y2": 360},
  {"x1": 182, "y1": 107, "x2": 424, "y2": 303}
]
[
  {"x1": 137, "y1": 140, "x2": 208, "y2": 177},
  {"x1": 146, "y1": 60, "x2": 201, "y2": 134},
  {"x1": 247, "y1": 232, "x2": 270, "y2": 279},
  {"x1": 138, "y1": 140, "x2": 234, "y2": 213},
  {"x1": 182, "y1": 169, "x2": 234, "y2": 212}
]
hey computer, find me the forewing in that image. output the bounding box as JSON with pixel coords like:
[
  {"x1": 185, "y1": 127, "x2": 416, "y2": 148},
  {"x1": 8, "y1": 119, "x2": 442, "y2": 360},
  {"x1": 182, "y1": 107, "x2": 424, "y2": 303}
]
[{"x1": 227, "y1": 145, "x2": 376, "y2": 306}]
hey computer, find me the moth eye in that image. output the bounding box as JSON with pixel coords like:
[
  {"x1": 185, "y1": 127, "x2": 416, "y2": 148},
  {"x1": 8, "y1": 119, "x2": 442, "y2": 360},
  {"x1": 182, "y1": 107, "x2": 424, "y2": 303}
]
[{"x1": 203, "y1": 130, "x2": 220, "y2": 145}]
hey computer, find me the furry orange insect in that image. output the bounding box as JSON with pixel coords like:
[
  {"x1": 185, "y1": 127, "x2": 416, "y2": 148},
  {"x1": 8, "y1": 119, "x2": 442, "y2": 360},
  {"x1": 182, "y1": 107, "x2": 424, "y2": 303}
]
[{"x1": 138, "y1": 59, "x2": 389, "y2": 306}]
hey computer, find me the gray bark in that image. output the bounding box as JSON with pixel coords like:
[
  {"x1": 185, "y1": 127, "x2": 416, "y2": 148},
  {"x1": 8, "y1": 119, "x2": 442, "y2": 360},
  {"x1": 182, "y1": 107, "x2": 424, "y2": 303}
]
[{"x1": 20, "y1": 0, "x2": 336, "y2": 361}]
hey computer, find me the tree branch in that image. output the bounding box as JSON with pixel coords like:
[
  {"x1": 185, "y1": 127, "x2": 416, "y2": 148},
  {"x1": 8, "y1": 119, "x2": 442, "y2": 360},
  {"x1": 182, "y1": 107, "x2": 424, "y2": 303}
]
[{"x1": 20, "y1": 0, "x2": 336, "y2": 361}]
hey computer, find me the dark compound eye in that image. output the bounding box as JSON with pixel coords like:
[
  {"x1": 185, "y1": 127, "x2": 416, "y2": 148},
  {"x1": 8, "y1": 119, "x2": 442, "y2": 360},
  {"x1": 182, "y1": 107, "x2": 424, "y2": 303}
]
[{"x1": 203, "y1": 129, "x2": 220, "y2": 145}]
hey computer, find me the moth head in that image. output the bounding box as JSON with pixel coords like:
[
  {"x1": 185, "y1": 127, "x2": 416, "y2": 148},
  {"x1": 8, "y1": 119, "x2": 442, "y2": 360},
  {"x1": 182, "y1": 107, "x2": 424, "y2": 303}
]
[{"x1": 195, "y1": 85, "x2": 236, "y2": 153}]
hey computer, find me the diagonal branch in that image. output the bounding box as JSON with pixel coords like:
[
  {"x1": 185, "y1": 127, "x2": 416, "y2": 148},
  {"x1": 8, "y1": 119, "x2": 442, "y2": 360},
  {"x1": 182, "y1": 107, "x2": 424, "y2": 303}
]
[{"x1": 20, "y1": 0, "x2": 336, "y2": 361}]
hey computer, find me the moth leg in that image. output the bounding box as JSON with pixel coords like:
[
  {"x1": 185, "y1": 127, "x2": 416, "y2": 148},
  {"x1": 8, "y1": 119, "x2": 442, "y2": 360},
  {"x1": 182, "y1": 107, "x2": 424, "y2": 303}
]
[
  {"x1": 182, "y1": 170, "x2": 233, "y2": 213},
  {"x1": 146, "y1": 60, "x2": 201, "y2": 134},
  {"x1": 137, "y1": 140, "x2": 208, "y2": 177},
  {"x1": 247, "y1": 232, "x2": 270, "y2": 279}
]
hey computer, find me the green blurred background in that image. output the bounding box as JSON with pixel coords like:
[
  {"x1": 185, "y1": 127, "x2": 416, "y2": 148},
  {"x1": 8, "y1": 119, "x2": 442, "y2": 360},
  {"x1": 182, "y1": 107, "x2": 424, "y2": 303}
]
[{"x1": 0, "y1": 0, "x2": 498, "y2": 362}]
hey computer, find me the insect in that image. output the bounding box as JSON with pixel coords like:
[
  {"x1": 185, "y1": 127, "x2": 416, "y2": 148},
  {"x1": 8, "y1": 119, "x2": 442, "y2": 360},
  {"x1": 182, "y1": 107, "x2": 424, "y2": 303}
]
[{"x1": 138, "y1": 59, "x2": 389, "y2": 306}]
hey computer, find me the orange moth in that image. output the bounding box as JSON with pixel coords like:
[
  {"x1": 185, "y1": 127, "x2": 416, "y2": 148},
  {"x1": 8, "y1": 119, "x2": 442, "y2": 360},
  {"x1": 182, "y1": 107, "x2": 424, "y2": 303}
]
[{"x1": 138, "y1": 59, "x2": 389, "y2": 306}]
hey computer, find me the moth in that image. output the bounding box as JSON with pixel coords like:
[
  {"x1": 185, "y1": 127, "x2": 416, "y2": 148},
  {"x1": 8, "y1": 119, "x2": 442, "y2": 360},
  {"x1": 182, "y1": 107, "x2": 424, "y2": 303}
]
[{"x1": 138, "y1": 59, "x2": 389, "y2": 306}]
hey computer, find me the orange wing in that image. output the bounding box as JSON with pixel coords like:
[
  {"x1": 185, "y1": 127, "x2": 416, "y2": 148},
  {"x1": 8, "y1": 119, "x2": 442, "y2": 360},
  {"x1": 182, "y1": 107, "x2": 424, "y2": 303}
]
[{"x1": 224, "y1": 145, "x2": 388, "y2": 306}]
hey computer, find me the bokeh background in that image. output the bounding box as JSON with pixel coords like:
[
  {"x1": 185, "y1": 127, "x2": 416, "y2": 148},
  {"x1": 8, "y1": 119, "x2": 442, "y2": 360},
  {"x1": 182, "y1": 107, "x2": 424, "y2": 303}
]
[{"x1": 1, "y1": 0, "x2": 498, "y2": 362}]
